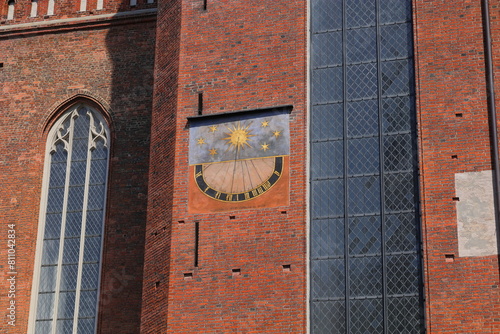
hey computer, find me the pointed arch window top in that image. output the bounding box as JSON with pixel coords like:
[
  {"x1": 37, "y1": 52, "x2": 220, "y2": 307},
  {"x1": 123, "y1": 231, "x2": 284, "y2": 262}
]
[{"x1": 49, "y1": 107, "x2": 108, "y2": 154}]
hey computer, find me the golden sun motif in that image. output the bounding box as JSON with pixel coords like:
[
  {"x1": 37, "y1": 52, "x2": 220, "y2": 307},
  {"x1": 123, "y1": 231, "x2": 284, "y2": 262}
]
[{"x1": 224, "y1": 122, "x2": 254, "y2": 151}]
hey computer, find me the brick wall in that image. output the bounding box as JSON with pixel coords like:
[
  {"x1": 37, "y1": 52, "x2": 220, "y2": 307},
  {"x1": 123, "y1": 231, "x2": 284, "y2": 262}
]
[
  {"x1": 0, "y1": 14, "x2": 155, "y2": 333},
  {"x1": 142, "y1": 0, "x2": 308, "y2": 332},
  {"x1": 0, "y1": 0, "x2": 156, "y2": 25},
  {"x1": 414, "y1": 0, "x2": 500, "y2": 331}
]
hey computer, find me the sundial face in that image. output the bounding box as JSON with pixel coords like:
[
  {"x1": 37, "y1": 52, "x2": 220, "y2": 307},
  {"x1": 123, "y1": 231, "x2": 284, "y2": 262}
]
[{"x1": 188, "y1": 110, "x2": 290, "y2": 213}]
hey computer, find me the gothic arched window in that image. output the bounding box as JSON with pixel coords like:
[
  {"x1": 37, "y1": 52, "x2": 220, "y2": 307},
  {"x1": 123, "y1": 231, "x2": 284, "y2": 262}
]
[{"x1": 29, "y1": 104, "x2": 110, "y2": 334}]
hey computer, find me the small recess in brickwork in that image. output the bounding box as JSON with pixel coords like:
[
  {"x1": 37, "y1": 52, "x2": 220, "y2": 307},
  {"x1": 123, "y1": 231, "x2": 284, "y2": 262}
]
[
  {"x1": 155, "y1": 281, "x2": 160, "y2": 289},
  {"x1": 0, "y1": 63, "x2": 3, "y2": 68},
  {"x1": 151, "y1": 231, "x2": 158, "y2": 236},
  {"x1": 282, "y1": 264, "x2": 291, "y2": 272},
  {"x1": 232, "y1": 268, "x2": 241, "y2": 276},
  {"x1": 455, "y1": 113, "x2": 463, "y2": 117},
  {"x1": 178, "y1": 220, "x2": 185, "y2": 224},
  {"x1": 452, "y1": 197, "x2": 460, "y2": 201},
  {"x1": 280, "y1": 210, "x2": 287, "y2": 214},
  {"x1": 229, "y1": 215, "x2": 236, "y2": 219},
  {"x1": 184, "y1": 272, "x2": 193, "y2": 280},
  {"x1": 451, "y1": 155, "x2": 458, "y2": 159},
  {"x1": 202, "y1": 0, "x2": 207, "y2": 10},
  {"x1": 445, "y1": 254, "x2": 455, "y2": 263},
  {"x1": 198, "y1": 92, "x2": 203, "y2": 115}
]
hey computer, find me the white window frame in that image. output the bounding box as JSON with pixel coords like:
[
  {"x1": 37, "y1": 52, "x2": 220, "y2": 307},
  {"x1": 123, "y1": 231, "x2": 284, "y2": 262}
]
[{"x1": 27, "y1": 104, "x2": 110, "y2": 334}]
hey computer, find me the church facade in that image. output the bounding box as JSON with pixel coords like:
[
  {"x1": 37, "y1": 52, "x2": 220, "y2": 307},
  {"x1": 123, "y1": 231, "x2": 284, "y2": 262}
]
[{"x1": 1, "y1": 0, "x2": 500, "y2": 333}]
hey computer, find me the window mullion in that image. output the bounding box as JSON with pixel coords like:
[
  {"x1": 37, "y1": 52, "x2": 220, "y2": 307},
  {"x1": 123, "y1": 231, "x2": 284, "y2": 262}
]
[
  {"x1": 51, "y1": 112, "x2": 77, "y2": 334},
  {"x1": 72, "y1": 113, "x2": 94, "y2": 334}
]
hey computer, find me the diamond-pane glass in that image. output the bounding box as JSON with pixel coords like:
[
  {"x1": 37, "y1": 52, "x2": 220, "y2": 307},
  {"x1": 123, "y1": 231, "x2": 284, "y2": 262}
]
[
  {"x1": 312, "y1": 67, "x2": 343, "y2": 103},
  {"x1": 311, "y1": 219, "x2": 345, "y2": 258},
  {"x1": 62, "y1": 237, "x2": 80, "y2": 264},
  {"x1": 81, "y1": 263, "x2": 100, "y2": 290},
  {"x1": 386, "y1": 254, "x2": 420, "y2": 296},
  {"x1": 346, "y1": 27, "x2": 377, "y2": 63},
  {"x1": 39, "y1": 266, "x2": 57, "y2": 293},
  {"x1": 347, "y1": 99, "x2": 379, "y2": 137},
  {"x1": 381, "y1": 59, "x2": 413, "y2": 96},
  {"x1": 350, "y1": 299, "x2": 383, "y2": 333},
  {"x1": 83, "y1": 236, "x2": 102, "y2": 262},
  {"x1": 311, "y1": 103, "x2": 343, "y2": 141},
  {"x1": 49, "y1": 161, "x2": 67, "y2": 188},
  {"x1": 349, "y1": 257, "x2": 383, "y2": 297},
  {"x1": 347, "y1": 137, "x2": 379, "y2": 175},
  {"x1": 311, "y1": 141, "x2": 343, "y2": 179},
  {"x1": 381, "y1": 23, "x2": 413, "y2": 60},
  {"x1": 78, "y1": 290, "x2": 98, "y2": 318},
  {"x1": 35, "y1": 320, "x2": 52, "y2": 333},
  {"x1": 56, "y1": 320, "x2": 74, "y2": 333},
  {"x1": 311, "y1": 259, "x2": 346, "y2": 299},
  {"x1": 348, "y1": 216, "x2": 381, "y2": 255},
  {"x1": 379, "y1": 0, "x2": 412, "y2": 24},
  {"x1": 44, "y1": 213, "x2": 62, "y2": 239},
  {"x1": 347, "y1": 176, "x2": 380, "y2": 215},
  {"x1": 388, "y1": 297, "x2": 423, "y2": 333},
  {"x1": 33, "y1": 105, "x2": 109, "y2": 333},
  {"x1": 41, "y1": 239, "x2": 59, "y2": 265},
  {"x1": 36, "y1": 293, "x2": 54, "y2": 320},
  {"x1": 311, "y1": 0, "x2": 342, "y2": 33},
  {"x1": 346, "y1": 63, "x2": 378, "y2": 100},
  {"x1": 313, "y1": 32, "x2": 342, "y2": 68},
  {"x1": 77, "y1": 318, "x2": 96, "y2": 334},
  {"x1": 57, "y1": 291, "x2": 76, "y2": 318},
  {"x1": 310, "y1": 0, "x2": 423, "y2": 332},
  {"x1": 382, "y1": 96, "x2": 414, "y2": 134},
  {"x1": 311, "y1": 179, "x2": 344, "y2": 218},
  {"x1": 311, "y1": 301, "x2": 346, "y2": 334},
  {"x1": 60, "y1": 264, "x2": 79, "y2": 291},
  {"x1": 86, "y1": 210, "x2": 104, "y2": 236},
  {"x1": 345, "y1": 0, "x2": 375, "y2": 28},
  {"x1": 385, "y1": 213, "x2": 418, "y2": 253}
]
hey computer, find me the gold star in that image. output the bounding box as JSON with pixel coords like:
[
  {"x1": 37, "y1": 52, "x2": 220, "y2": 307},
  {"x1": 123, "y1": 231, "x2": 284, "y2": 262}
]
[
  {"x1": 209, "y1": 148, "x2": 217, "y2": 156},
  {"x1": 209, "y1": 125, "x2": 218, "y2": 133},
  {"x1": 261, "y1": 120, "x2": 269, "y2": 127},
  {"x1": 197, "y1": 138, "x2": 206, "y2": 145},
  {"x1": 261, "y1": 143, "x2": 270, "y2": 151},
  {"x1": 272, "y1": 130, "x2": 281, "y2": 138}
]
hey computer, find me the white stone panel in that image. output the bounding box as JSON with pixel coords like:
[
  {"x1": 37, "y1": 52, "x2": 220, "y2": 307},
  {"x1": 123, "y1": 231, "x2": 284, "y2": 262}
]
[{"x1": 456, "y1": 170, "x2": 497, "y2": 257}]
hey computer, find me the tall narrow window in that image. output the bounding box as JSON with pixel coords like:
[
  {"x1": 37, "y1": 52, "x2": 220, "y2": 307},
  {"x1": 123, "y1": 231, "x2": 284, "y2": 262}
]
[
  {"x1": 30, "y1": 0, "x2": 38, "y2": 17},
  {"x1": 79, "y1": 0, "x2": 86, "y2": 12},
  {"x1": 47, "y1": 0, "x2": 54, "y2": 16},
  {"x1": 29, "y1": 104, "x2": 110, "y2": 334},
  {"x1": 7, "y1": 0, "x2": 15, "y2": 20},
  {"x1": 309, "y1": 0, "x2": 424, "y2": 333}
]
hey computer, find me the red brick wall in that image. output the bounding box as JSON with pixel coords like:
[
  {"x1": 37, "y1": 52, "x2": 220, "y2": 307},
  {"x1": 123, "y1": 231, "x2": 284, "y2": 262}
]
[
  {"x1": 142, "y1": 0, "x2": 307, "y2": 332},
  {"x1": 0, "y1": 15, "x2": 155, "y2": 333},
  {"x1": 414, "y1": 0, "x2": 500, "y2": 332},
  {"x1": 0, "y1": 0, "x2": 156, "y2": 26},
  {"x1": 139, "y1": 0, "x2": 181, "y2": 332}
]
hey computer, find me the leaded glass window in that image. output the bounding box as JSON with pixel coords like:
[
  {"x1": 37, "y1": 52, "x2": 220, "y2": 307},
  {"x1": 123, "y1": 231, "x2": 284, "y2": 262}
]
[
  {"x1": 310, "y1": 1, "x2": 425, "y2": 333},
  {"x1": 29, "y1": 104, "x2": 110, "y2": 334}
]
